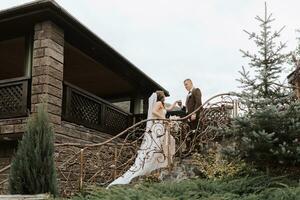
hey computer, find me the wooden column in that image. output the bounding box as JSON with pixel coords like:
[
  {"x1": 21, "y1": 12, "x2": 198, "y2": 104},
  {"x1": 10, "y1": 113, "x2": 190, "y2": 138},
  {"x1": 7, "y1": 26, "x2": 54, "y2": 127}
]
[
  {"x1": 24, "y1": 34, "x2": 33, "y2": 77},
  {"x1": 130, "y1": 98, "x2": 143, "y2": 115},
  {"x1": 130, "y1": 98, "x2": 144, "y2": 124}
]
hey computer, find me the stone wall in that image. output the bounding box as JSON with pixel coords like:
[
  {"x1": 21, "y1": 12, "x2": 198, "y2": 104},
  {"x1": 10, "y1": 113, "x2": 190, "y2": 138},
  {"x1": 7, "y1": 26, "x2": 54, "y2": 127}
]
[
  {"x1": 1, "y1": 20, "x2": 65, "y2": 194},
  {"x1": 31, "y1": 21, "x2": 64, "y2": 126},
  {"x1": 55, "y1": 121, "x2": 115, "y2": 144},
  {"x1": 0, "y1": 117, "x2": 27, "y2": 195},
  {"x1": 0, "y1": 20, "x2": 119, "y2": 196},
  {"x1": 0, "y1": 118, "x2": 27, "y2": 136},
  {"x1": 0, "y1": 119, "x2": 114, "y2": 195}
]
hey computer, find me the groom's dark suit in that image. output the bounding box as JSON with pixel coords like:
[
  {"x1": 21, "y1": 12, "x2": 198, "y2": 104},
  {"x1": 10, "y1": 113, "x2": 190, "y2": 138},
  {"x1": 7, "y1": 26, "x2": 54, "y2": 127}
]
[{"x1": 185, "y1": 88, "x2": 202, "y2": 130}]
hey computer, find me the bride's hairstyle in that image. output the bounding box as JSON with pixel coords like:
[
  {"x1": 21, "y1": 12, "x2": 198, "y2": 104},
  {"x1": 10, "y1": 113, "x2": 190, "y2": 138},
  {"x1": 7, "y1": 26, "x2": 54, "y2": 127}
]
[{"x1": 156, "y1": 91, "x2": 165, "y2": 106}]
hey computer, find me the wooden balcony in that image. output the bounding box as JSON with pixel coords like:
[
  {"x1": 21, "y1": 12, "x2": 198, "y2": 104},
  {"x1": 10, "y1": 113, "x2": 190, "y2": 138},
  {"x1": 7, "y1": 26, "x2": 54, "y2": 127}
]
[
  {"x1": 0, "y1": 77, "x2": 30, "y2": 119},
  {"x1": 62, "y1": 82, "x2": 133, "y2": 135}
]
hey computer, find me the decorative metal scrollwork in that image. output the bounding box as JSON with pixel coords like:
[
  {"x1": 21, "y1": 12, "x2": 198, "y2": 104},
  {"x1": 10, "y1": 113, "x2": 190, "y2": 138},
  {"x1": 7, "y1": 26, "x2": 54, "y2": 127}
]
[{"x1": 55, "y1": 93, "x2": 236, "y2": 197}]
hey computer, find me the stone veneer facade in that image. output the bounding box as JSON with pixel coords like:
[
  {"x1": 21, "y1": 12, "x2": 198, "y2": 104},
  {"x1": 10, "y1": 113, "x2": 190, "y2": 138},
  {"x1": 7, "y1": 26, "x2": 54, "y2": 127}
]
[{"x1": 0, "y1": 20, "x2": 115, "y2": 194}]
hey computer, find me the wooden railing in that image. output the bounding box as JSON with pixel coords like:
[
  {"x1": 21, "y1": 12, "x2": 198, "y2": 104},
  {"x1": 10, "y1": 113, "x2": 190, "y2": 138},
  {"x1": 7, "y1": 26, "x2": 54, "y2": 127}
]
[
  {"x1": 62, "y1": 82, "x2": 133, "y2": 135},
  {"x1": 0, "y1": 77, "x2": 30, "y2": 119}
]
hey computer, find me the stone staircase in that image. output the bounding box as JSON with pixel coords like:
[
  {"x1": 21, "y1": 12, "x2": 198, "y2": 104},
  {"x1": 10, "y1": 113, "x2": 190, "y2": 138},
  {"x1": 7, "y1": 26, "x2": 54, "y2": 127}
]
[
  {"x1": 158, "y1": 158, "x2": 201, "y2": 182},
  {"x1": 132, "y1": 158, "x2": 201, "y2": 184}
]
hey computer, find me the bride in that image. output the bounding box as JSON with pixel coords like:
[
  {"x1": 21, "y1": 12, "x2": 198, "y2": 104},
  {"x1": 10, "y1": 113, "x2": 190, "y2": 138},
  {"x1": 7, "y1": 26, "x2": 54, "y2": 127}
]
[{"x1": 107, "y1": 91, "x2": 179, "y2": 187}]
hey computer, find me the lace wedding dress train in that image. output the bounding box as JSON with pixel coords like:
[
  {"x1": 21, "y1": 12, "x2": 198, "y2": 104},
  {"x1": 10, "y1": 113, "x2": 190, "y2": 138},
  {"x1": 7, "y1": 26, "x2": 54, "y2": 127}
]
[{"x1": 107, "y1": 93, "x2": 175, "y2": 188}]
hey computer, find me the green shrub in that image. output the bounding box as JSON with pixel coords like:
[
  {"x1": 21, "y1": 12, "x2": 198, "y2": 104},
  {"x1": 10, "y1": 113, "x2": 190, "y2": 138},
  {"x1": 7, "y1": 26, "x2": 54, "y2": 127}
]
[
  {"x1": 191, "y1": 150, "x2": 247, "y2": 180},
  {"x1": 9, "y1": 105, "x2": 58, "y2": 196},
  {"x1": 72, "y1": 175, "x2": 300, "y2": 200},
  {"x1": 224, "y1": 2, "x2": 300, "y2": 170},
  {"x1": 223, "y1": 102, "x2": 300, "y2": 168}
]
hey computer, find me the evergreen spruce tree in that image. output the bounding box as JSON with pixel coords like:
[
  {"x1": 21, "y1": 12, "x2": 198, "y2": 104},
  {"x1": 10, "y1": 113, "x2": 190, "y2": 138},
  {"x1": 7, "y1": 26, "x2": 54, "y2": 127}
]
[
  {"x1": 9, "y1": 105, "x2": 58, "y2": 196},
  {"x1": 237, "y1": 3, "x2": 290, "y2": 113},
  {"x1": 223, "y1": 3, "x2": 300, "y2": 168}
]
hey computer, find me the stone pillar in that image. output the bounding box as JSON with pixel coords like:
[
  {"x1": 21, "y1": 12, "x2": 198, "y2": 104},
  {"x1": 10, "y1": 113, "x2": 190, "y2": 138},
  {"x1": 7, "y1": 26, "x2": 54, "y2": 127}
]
[{"x1": 31, "y1": 21, "x2": 64, "y2": 126}]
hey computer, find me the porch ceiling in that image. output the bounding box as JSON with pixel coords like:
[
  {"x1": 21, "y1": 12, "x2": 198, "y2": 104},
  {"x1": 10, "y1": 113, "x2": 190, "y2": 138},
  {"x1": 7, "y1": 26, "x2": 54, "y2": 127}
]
[{"x1": 64, "y1": 43, "x2": 134, "y2": 98}]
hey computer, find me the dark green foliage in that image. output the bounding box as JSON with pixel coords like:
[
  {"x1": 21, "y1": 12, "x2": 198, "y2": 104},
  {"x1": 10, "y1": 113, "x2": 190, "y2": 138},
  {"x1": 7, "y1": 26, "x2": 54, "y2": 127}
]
[
  {"x1": 237, "y1": 3, "x2": 290, "y2": 112},
  {"x1": 9, "y1": 105, "x2": 58, "y2": 196},
  {"x1": 71, "y1": 176, "x2": 300, "y2": 200},
  {"x1": 223, "y1": 102, "x2": 300, "y2": 166},
  {"x1": 224, "y1": 3, "x2": 300, "y2": 168}
]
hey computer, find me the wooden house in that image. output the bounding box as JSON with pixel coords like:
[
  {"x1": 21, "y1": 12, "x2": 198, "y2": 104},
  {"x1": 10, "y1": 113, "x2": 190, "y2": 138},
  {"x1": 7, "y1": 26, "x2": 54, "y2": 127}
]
[{"x1": 0, "y1": 0, "x2": 168, "y2": 170}]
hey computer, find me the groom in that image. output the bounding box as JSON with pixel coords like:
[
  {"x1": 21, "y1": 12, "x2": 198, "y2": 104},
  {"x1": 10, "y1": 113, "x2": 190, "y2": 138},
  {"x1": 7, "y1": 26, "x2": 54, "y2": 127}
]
[{"x1": 182, "y1": 79, "x2": 202, "y2": 130}]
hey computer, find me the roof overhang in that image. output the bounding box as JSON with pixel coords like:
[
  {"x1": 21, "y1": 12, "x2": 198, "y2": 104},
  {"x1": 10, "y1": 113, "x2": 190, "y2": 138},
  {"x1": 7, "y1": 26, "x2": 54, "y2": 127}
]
[{"x1": 0, "y1": 0, "x2": 169, "y2": 97}]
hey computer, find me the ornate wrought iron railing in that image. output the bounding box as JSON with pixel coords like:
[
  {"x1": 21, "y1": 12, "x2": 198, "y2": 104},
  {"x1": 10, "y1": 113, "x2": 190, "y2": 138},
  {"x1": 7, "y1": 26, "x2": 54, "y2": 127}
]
[
  {"x1": 0, "y1": 77, "x2": 30, "y2": 119},
  {"x1": 0, "y1": 93, "x2": 237, "y2": 197},
  {"x1": 55, "y1": 93, "x2": 236, "y2": 197},
  {"x1": 62, "y1": 82, "x2": 133, "y2": 135}
]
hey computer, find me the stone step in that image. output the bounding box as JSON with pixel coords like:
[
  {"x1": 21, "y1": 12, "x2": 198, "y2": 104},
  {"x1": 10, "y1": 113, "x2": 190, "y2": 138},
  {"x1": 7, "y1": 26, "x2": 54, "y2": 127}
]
[
  {"x1": 0, "y1": 194, "x2": 50, "y2": 200},
  {"x1": 158, "y1": 158, "x2": 199, "y2": 182}
]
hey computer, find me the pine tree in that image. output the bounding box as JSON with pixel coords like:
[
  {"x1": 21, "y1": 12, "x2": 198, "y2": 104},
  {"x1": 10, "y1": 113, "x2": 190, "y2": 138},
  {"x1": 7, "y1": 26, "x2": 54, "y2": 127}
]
[
  {"x1": 9, "y1": 105, "x2": 58, "y2": 196},
  {"x1": 222, "y1": 3, "x2": 300, "y2": 168},
  {"x1": 237, "y1": 3, "x2": 290, "y2": 113}
]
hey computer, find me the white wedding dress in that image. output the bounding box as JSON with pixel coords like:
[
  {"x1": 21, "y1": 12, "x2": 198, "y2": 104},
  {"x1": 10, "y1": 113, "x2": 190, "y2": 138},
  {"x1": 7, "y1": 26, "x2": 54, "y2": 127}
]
[{"x1": 107, "y1": 93, "x2": 176, "y2": 188}]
